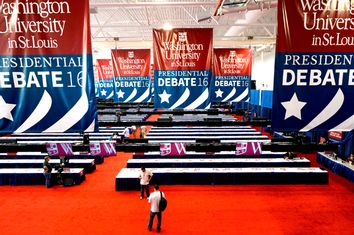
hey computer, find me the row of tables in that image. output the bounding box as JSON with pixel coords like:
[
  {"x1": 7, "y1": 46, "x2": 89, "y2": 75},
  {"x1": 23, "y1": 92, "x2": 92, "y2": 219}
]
[{"x1": 116, "y1": 125, "x2": 329, "y2": 190}]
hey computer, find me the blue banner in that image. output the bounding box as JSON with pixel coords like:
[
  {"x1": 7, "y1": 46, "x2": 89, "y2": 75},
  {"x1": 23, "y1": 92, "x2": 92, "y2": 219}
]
[
  {"x1": 0, "y1": 54, "x2": 97, "y2": 132},
  {"x1": 210, "y1": 75, "x2": 250, "y2": 102},
  {"x1": 273, "y1": 52, "x2": 354, "y2": 131},
  {"x1": 97, "y1": 80, "x2": 115, "y2": 100},
  {"x1": 154, "y1": 70, "x2": 212, "y2": 109},
  {"x1": 113, "y1": 76, "x2": 152, "y2": 102}
]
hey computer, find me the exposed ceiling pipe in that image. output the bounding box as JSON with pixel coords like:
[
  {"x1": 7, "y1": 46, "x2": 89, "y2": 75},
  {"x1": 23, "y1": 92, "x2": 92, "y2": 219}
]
[
  {"x1": 221, "y1": 1, "x2": 277, "y2": 15},
  {"x1": 91, "y1": 23, "x2": 276, "y2": 28},
  {"x1": 90, "y1": 2, "x2": 217, "y2": 8},
  {"x1": 213, "y1": 0, "x2": 225, "y2": 16}
]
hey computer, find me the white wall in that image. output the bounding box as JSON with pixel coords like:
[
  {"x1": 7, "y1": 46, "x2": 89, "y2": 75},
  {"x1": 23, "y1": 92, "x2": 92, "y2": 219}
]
[{"x1": 252, "y1": 50, "x2": 275, "y2": 90}]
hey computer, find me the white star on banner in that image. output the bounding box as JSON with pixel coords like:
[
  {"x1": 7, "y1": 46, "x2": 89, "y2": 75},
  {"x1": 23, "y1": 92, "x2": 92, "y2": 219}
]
[
  {"x1": 117, "y1": 89, "x2": 125, "y2": 98},
  {"x1": 0, "y1": 96, "x2": 16, "y2": 121},
  {"x1": 281, "y1": 93, "x2": 307, "y2": 120},
  {"x1": 100, "y1": 89, "x2": 107, "y2": 96},
  {"x1": 159, "y1": 90, "x2": 171, "y2": 104},
  {"x1": 215, "y1": 88, "x2": 224, "y2": 98}
]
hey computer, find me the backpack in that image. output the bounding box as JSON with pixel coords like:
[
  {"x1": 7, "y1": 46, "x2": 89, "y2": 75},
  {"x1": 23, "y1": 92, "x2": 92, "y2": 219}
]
[{"x1": 159, "y1": 192, "x2": 167, "y2": 212}]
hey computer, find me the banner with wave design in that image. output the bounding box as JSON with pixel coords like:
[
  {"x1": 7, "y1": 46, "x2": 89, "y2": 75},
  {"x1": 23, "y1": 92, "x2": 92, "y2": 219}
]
[
  {"x1": 153, "y1": 28, "x2": 212, "y2": 109},
  {"x1": 96, "y1": 59, "x2": 114, "y2": 100},
  {"x1": 0, "y1": 0, "x2": 97, "y2": 133},
  {"x1": 272, "y1": 0, "x2": 354, "y2": 131},
  {"x1": 211, "y1": 48, "x2": 251, "y2": 102},
  {"x1": 111, "y1": 49, "x2": 151, "y2": 103},
  {"x1": 94, "y1": 64, "x2": 99, "y2": 98}
]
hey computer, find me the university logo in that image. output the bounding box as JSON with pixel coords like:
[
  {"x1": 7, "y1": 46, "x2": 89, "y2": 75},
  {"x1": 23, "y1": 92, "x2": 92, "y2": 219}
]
[
  {"x1": 160, "y1": 143, "x2": 186, "y2": 156},
  {"x1": 235, "y1": 142, "x2": 262, "y2": 156},
  {"x1": 178, "y1": 32, "x2": 187, "y2": 42},
  {"x1": 229, "y1": 50, "x2": 236, "y2": 57},
  {"x1": 46, "y1": 143, "x2": 73, "y2": 156},
  {"x1": 89, "y1": 143, "x2": 116, "y2": 156},
  {"x1": 89, "y1": 143, "x2": 101, "y2": 155},
  {"x1": 128, "y1": 51, "x2": 134, "y2": 58}
]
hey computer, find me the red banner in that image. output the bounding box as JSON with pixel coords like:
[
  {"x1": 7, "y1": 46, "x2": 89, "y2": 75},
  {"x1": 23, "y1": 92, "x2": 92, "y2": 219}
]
[
  {"x1": 111, "y1": 49, "x2": 150, "y2": 77},
  {"x1": 328, "y1": 131, "x2": 343, "y2": 141},
  {"x1": 276, "y1": 0, "x2": 353, "y2": 53},
  {"x1": 160, "y1": 143, "x2": 187, "y2": 156},
  {"x1": 0, "y1": 0, "x2": 92, "y2": 55},
  {"x1": 46, "y1": 143, "x2": 73, "y2": 156},
  {"x1": 213, "y1": 48, "x2": 252, "y2": 76},
  {"x1": 97, "y1": 59, "x2": 113, "y2": 80},
  {"x1": 235, "y1": 142, "x2": 262, "y2": 156},
  {"x1": 153, "y1": 28, "x2": 212, "y2": 70}
]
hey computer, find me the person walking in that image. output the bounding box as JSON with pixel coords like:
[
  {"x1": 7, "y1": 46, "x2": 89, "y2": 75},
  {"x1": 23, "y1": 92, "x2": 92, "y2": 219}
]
[
  {"x1": 43, "y1": 156, "x2": 52, "y2": 188},
  {"x1": 139, "y1": 167, "x2": 153, "y2": 199},
  {"x1": 148, "y1": 184, "x2": 166, "y2": 233}
]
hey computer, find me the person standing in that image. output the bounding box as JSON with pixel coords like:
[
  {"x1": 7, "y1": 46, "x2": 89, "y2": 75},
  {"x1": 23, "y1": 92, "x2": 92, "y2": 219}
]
[
  {"x1": 132, "y1": 125, "x2": 137, "y2": 138},
  {"x1": 139, "y1": 167, "x2": 152, "y2": 199},
  {"x1": 43, "y1": 156, "x2": 52, "y2": 188},
  {"x1": 148, "y1": 184, "x2": 165, "y2": 233},
  {"x1": 122, "y1": 127, "x2": 130, "y2": 143},
  {"x1": 140, "y1": 125, "x2": 147, "y2": 138}
]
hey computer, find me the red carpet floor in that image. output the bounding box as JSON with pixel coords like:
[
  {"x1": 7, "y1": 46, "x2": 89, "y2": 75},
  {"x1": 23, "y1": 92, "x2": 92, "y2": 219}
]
[{"x1": 0, "y1": 152, "x2": 353, "y2": 235}]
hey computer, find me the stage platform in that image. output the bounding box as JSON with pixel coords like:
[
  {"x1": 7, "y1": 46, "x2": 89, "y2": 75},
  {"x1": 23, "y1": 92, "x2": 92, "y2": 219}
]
[
  {"x1": 0, "y1": 152, "x2": 105, "y2": 164},
  {"x1": 133, "y1": 151, "x2": 286, "y2": 159},
  {"x1": 0, "y1": 168, "x2": 85, "y2": 186},
  {"x1": 116, "y1": 167, "x2": 328, "y2": 190},
  {"x1": 126, "y1": 158, "x2": 311, "y2": 168},
  {"x1": 317, "y1": 152, "x2": 354, "y2": 183},
  {"x1": 0, "y1": 159, "x2": 96, "y2": 173}
]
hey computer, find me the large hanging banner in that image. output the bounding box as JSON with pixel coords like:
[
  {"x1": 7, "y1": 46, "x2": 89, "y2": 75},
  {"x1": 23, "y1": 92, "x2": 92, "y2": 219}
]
[
  {"x1": 273, "y1": 0, "x2": 354, "y2": 131},
  {"x1": 93, "y1": 64, "x2": 99, "y2": 97},
  {"x1": 96, "y1": 59, "x2": 114, "y2": 100},
  {"x1": 0, "y1": 0, "x2": 97, "y2": 133},
  {"x1": 111, "y1": 49, "x2": 151, "y2": 103},
  {"x1": 211, "y1": 48, "x2": 251, "y2": 102},
  {"x1": 153, "y1": 28, "x2": 213, "y2": 109}
]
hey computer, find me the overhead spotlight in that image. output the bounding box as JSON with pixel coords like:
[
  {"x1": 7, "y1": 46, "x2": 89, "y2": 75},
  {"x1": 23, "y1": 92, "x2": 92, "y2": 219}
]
[
  {"x1": 113, "y1": 37, "x2": 119, "y2": 41},
  {"x1": 247, "y1": 36, "x2": 254, "y2": 40},
  {"x1": 163, "y1": 23, "x2": 172, "y2": 31}
]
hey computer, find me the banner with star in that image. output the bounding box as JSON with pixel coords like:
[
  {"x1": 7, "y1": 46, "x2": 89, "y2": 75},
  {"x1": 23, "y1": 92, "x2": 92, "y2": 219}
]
[
  {"x1": 211, "y1": 48, "x2": 251, "y2": 103},
  {"x1": 153, "y1": 28, "x2": 213, "y2": 109},
  {"x1": 111, "y1": 49, "x2": 152, "y2": 103},
  {"x1": 96, "y1": 59, "x2": 115, "y2": 100},
  {"x1": 272, "y1": 0, "x2": 354, "y2": 131},
  {"x1": 0, "y1": 0, "x2": 97, "y2": 133}
]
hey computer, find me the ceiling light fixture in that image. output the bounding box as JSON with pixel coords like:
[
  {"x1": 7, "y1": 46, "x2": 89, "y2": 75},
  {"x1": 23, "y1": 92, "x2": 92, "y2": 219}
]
[{"x1": 163, "y1": 23, "x2": 172, "y2": 31}]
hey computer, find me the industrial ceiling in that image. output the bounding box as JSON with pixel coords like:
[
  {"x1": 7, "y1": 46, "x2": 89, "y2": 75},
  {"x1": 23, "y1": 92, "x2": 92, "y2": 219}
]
[{"x1": 89, "y1": 0, "x2": 277, "y2": 55}]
